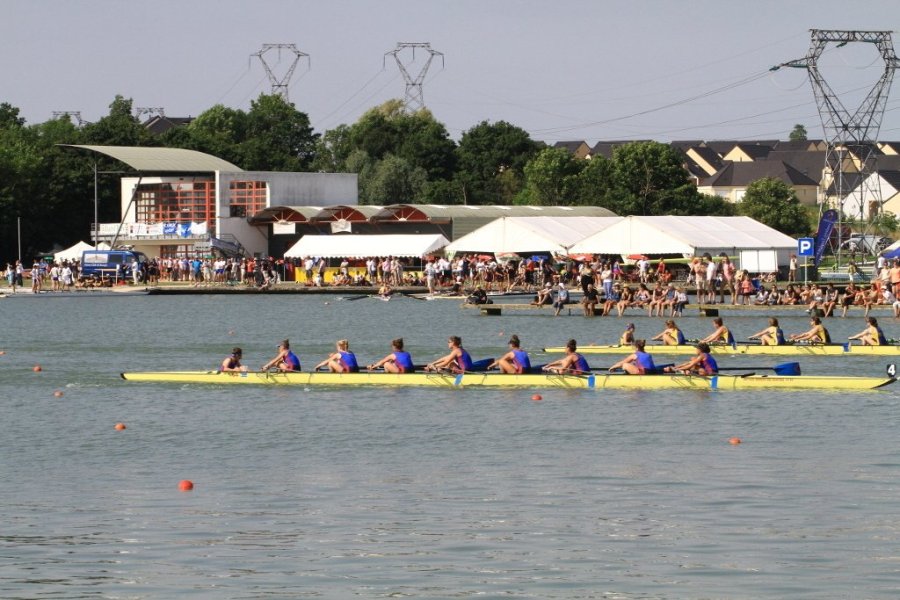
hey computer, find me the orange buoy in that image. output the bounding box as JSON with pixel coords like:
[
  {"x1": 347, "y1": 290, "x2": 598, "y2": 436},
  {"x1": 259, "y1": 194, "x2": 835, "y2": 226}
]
[
  {"x1": 0, "y1": 350, "x2": 6, "y2": 355},
  {"x1": 729, "y1": 437, "x2": 742, "y2": 445},
  {"x1": 53, "y1": 390, "x2": 64, "y2": 398},
  {"x1": 114, "y1": 423, "x2": 127, "y2": 430},
  {"x1": 178, "y1": 480, "x2": 194, "y2": 491},
  {"x1": 32, "y1": 364, "x2": 42, "y2": 372},
  {"x1": 532, "y1": 394, "x2": 543, "y2": 401}
]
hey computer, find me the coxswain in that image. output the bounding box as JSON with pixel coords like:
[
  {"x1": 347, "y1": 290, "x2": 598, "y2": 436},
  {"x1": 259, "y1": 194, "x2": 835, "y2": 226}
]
[
  {"x1": 488, "y1": 334, "x2": 531, "y2": 374},
  {"x1": 425, "y1": 335, "x2": 475, "y2": 373},
  {"x1": 262, "y1": 339, "x2": 301, "y2": 372},
  {"x1": 543, "y1": 339, "x2": 591, "y2": 374},
  {"x1": 619, "y1": 323, "x2": 635, "y2": 346},
  {"x1": 748, "y1": 317, "x2": 786, "y2": 346},
  {"x1": 367, "y1": 338, "x2": 414, "y2": 373},
  {"x1": 789, "y1": 316, "x2": 831, "y2": 344},
  {"x1": 609, "y1": 339, "x2": 657, "y2": 374},
  {"x1": 848, "y1": 316, "x2": 888, "y2": 346},
  {"x1": 315, "y1": 339, "x2": 360, "y2": 372},
  {"x1": 220, "y1": 347, "x2": 247, "y2": 372},
  {"x1": 700, "y1": 317, "x2": 735, "y2": 345},
  {"x1": 667, "y1": 342, "x2": 719, "y2": 375},
  {"x1": 652, "y1": 319, "x2": 685, "y2": 346}
]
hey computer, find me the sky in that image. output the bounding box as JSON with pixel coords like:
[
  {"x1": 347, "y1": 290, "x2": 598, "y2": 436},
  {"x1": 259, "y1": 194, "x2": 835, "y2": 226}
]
[{"x1": 4, "y1": 0, "x2": 900, "y2": 144}]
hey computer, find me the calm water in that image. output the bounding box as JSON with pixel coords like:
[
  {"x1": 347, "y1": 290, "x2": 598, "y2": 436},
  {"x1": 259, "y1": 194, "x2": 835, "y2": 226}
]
[{"x1": 1, "y1": 293, "x2": 900, "y2": 599}]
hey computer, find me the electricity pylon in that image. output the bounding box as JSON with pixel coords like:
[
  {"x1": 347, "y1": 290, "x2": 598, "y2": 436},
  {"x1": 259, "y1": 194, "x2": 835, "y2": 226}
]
[
  {"x1": 384, "y1": 42, "x2": 444, "y2": 112},
  {"x1": 777, "y1": 30, "x2": 900, "y2": 225},
  {"x1": 252, "y1": 43, "x2": 310, "y2": 102}
]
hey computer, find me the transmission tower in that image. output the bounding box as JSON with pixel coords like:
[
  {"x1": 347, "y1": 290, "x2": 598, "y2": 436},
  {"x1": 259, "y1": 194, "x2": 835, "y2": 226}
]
[
  {"x1": 384, "y1": 42, "x2": 444, "y2": 112},
  {"x1": 777, "y1": 30, "x2": 900, "y2": 229},
  {"x1": 251, "y1": 43, "x2": 310, "y2": 102},
  {"x1": 51, "y1": 111, "x2": 85, "y2": 126}
]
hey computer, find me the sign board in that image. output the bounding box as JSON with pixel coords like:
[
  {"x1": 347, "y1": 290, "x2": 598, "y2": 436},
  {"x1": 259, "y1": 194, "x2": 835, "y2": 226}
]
[
  {"x1": 739, "y1": 250, "x2": 778, "y2": 273},
  {"x1": 273, "y1": 221, "x2": 296, "y2": 235},
  {"x1": 798, "y1": 237, "x2": 815, "y2": 257},
  {"x1": 193, "y1": 241, "x2": 212, "y2": 252}
]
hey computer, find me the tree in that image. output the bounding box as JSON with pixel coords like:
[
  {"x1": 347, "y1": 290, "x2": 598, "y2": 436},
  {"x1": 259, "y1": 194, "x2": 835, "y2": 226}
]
[
  {"x1": 364, "y1": 154, "x2": 427, "y2": 205},
  {"x1": 181, "y1": 104, "x2": 248, "y2": 166},
  {"x1": 520, "y1": 147, "x2": 583, "y2": 205},
  {"x1": 243, "y1": 94, "x2": 318, "y2": 171},
  {"x1": 738, "y1": 177, "x2": 810, "y2": 236},
  {"x1": 455, "y1": 120, "x2": 540, "y2": 204},
  {"x1": 82, "y1": 95, "x2": 152, "y2": 147},
  {"x1": 609, "y1": 141, "x2": 694, "y2": 215},
  {"x1": 789, "y1": 124, "x2": 808, "y2": 142}
]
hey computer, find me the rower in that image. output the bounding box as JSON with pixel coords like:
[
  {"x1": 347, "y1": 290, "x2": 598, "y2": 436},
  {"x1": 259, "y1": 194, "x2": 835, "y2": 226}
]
[
  {"x1": 488, "y1": 334, "x2": 531, "y2": 374},
  {"x1": 367, "y1": 338, "x2": 415, "y2": 373},
  {"x1": 848, "y1": 316, "x2": 888, "y2": 346},
  {"x1": 700, "y1": 317, "x2": 735, "y2": 345},
  {"x1": 652, "y1": 319, "x2": 685, "y2": 346},
  {"x1": 619, "y1": 323, "x2": 635, "y2": 346},
  {"x1": 315, "y1": 339, "x2": 360, "y2": 373},
  {"x1": 608, "y1": 339, "x2": 657, "y2": 374},
  {"x1": 666, "y1": 342, "x2": 718, "y2": 375},
  {"x1": 262, "y1": 339, "x2": 301, "y2": 372},
  {"x1": 425, "y1": 336, "x2": 475, "y2": 373},
  {"x1": 543, "y1": 339, "x2": 591, "y2": 374},
  {"x1": 378, "y1": 283, "x2": 393, "y2": 299},
  {"x1": 748, "y1": 317, "x2": 786, "y2": 346},
  {"x1": 789, "y1": 316, "x2": 831, "y2": 345},
  {"x1": 221, "y1": 347, "x2": 247, "y2": 373}
]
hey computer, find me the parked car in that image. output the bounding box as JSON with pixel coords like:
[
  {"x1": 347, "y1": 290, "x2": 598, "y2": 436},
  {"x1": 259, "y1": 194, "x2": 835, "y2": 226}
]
[{"x1": 839, "y1": 234, "x2": 893, "y2": 254}]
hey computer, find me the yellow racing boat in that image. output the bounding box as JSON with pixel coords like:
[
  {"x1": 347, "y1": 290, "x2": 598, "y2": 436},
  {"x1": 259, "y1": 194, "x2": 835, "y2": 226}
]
[
  {"x1": 542, "y1": 342, "x2": 900, "y2": 356},
  {"x1": 120, "y1": 370, "x2": 895, "y2": 391}
]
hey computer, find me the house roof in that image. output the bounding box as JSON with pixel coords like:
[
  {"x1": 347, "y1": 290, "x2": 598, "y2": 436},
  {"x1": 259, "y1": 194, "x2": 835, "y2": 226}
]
[
  {"x1": 704, "y1": 161, "x2": 818, "y2": 187},
  {"x1": 144, "y1": 116, "x2": 194, "y2": 135},
  {"x1": 685, "y1": 146, "x2": 725, "y2": 175},
  {"x1": 765, "y1": 150, "x2": 827, "y2": 181},
  {"x1": 553, "y1": 141, "x2": 589, "y2": 154},
  {"x1": 729, "y1": 143, "x2": 774, "y2": 160},
  {"x1": 773, "y1": 139, "x2": 823, "y2": 152},
  {"x1": 60, "y1": 144, "x2": 242, "y2": 172}
]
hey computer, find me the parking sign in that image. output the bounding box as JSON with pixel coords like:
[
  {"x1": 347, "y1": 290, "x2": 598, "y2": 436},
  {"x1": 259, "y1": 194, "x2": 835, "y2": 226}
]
[{"x1": 798, "y1": 237, "x2": 815, "y2": 257}]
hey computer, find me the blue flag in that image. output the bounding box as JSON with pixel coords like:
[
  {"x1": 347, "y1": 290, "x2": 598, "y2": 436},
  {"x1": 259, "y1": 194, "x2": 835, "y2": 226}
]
[{"x1": 813, "y1": 209, "x2": 838, "y2": 267}]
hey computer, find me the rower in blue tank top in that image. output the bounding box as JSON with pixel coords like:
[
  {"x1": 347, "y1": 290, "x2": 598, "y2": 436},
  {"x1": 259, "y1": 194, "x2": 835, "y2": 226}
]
[
  {"x1": 262, "y1": 339, "x2": 301, "y2": 372},
  {"x1": 543, "y1": 339, "x2": 592, "y2": 375},
  {"x1": 426, "y1": 336, "x2": 475, "y2": 373},
  {"x1": 489, "y1": 334, "x2": 531, "y2": 374},
  {"x1": 667, "y1": 342, "x2": 718, "y2": 375},
  {"x1": 609, "y1": 339, "x2": 657, "y2": 374},
  {"x1": 368, "y1": 338, "x2": 414, "y2": 373},
  {"x1": 315, "y1": 340, "x2": 359, "y2": 373}
]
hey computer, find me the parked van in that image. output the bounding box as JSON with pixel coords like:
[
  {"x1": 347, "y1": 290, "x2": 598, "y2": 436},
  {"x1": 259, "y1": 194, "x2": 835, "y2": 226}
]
[{"x1": 81, "y1": 250, "x2": 148, "y2": 279}]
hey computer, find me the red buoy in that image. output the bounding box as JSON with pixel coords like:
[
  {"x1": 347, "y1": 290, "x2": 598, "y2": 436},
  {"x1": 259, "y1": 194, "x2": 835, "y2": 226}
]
[
  {"x1": 114, "y1": 423, "x2": 127, "y2": 431},
  {"x1": 178, "y1": 480, "x2": 194, "y2": 491},
  {"x1": 729, "y1": 437, "x2": 742, "y2": 445},
  {"x1": 32, "y1": 364, "x2": 42, "y2": 372},
  {"x1": 53, "y1": 390, "x2": 64, "y2": 398},
  {"x1": 532, "y1": 394, "x2": 543, "y2": 401}
]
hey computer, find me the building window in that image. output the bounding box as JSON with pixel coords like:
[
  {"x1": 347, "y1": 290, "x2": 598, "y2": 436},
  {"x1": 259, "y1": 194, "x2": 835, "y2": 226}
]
[
  {"x1": 229, "y1": 180, "x2": 267, "y2": 217},
  {"x1": 135, "y1": 180, "x2": 216, "y2": 226}
]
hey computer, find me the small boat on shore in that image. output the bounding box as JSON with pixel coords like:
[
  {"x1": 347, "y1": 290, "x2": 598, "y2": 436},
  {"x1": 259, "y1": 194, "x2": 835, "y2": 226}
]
[
  {"x1": 120, "y1": 370, "x2": 896, "y2": 391},
  {"x1": 542, "y1": 342, "x2": 900, "y2": 356}
]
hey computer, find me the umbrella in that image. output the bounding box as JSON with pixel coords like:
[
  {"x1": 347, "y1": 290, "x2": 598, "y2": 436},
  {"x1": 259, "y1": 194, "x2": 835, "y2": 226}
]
[
  {"x1": 569, "y1": 254, "x2": 593, "y2": 262},
  {"x1": 627, "y1": 254, "x2": 648, "y2": 260}
]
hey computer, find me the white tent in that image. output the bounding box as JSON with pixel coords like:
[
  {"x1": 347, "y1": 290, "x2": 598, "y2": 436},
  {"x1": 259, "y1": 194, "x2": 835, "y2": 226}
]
[
  {"x1": 53, "y1": 241, "x2": 96, "y2": 262},
  {"x1": 444, "y1": 216, "x2": 623, "y2": 256},
  {"x1": 284, "y1": 234, "x2": 450, "y2": 259},
  {"x1": 569, "y1": 216, "x2": 797, "y2": 261}
]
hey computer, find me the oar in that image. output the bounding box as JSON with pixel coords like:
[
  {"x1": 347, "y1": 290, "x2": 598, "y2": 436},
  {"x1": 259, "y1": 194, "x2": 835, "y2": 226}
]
[
  {"x1": 716, "y1": 361, "x2": 801, "y2": 376},
  {"x1": 337, "y1": 294, "x2": 370, "y2": 302}
]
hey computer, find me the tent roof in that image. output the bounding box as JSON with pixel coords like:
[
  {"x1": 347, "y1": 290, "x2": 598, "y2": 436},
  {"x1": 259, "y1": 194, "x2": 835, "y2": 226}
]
[
  {"x1": 284, "y1": 234, "x2": 449, "y2": 259},
  {"x1": 569, "y1": 216, "x2": 797, "y2": 256},
  {"x1": 53, "y1": 241, "x2": 95, "y2": 262},
  {"x1": 444, "y1": 216, "x2": 623, "y2": 256},
  {"x1": 60, "y1": 145, "x2": 242, "y2": 172}
]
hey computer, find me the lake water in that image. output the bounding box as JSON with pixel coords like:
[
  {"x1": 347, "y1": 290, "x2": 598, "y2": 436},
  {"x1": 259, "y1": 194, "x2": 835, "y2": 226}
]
[{"x1": 1, "y1": 293, "x2": 899, "y2": 598}]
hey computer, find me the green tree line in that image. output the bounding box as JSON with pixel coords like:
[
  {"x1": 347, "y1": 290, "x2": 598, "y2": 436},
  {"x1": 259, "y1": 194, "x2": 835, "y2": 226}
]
[{"x1": 0, "y1": 94, "x2": 809, "y2": 261}]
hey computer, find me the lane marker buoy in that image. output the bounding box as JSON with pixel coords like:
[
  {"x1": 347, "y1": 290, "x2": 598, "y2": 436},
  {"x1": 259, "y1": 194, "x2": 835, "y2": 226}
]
[
  {"x1": 178, "y1": 480, "x2": 194, "y2": 492},
  {"x1": 115, "y1": 423, "x2": 127, "y2": 430},
  {"x1": 729, "y1": 437, "x2": 742, "y2": 445}
]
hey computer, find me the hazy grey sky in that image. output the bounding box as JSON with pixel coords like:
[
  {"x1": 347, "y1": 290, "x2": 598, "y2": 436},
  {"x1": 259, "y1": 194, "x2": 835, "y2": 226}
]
[{"x1": 4, "y1": 0, "x2": 900, "y2": 143}]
